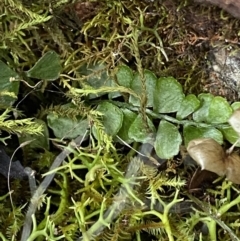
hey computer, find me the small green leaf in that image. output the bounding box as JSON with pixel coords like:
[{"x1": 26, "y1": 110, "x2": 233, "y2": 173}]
[
  {"x1": 96, "y1": 102, "x2": 123, "y2": 136},
  {"x1": 110, "y1": 65, "x2": 134, "y2": 99},
  {"x1": 107, "y1": 81, "x2": 122, "y2": 99},
  {"x1": 192, "y1": 93, "x2": 213, "y2": 122},
  {"x1": 78, "y1": 63, "x2": 114, "y2": 99},
  {"x1": 47, "y1": 114, "x2": 89, "y2": 139},
  {"x1": 27, "y1": 51, "x2": 61, "y2": 80},
  {"x1": 153, "y1": 77, "x2": 184, "y2": 113},
  {"x1": 116, "y1": 65, "x2": 133, "y2": 88},
  {"x1": 176, "y1": 94, "x2": 200, "y2": 120},
  {"x1": 128, "y1": 114, "x2": 156, "y2": 143},
  {"x1": 220, "y1": 126, "x2": 240, "y2": 147},
  {"x1": 129, "y1": 70, "x2": 157, "y2": 107},
  {"x1": 231, "y1": 102, "x2": 240, "y2": 111},
  {"x1": 117, "y1": 109, "x2": 137, "y2": 143},
  {"x1": 183, "y1": 124, "x2": 223, "y2": 146},
  {"x1": 206, "y1": 96, "x2": 232, "y2": 124},
  {"x1": 0, "y1": 61, "x2": 19, "y2": 108},
  {"x1": 154, "y1": 120, "x2": 182, "y2": 159},
  {"x1": 193, "y1": 94, "x2": 232, "y2": 124}
]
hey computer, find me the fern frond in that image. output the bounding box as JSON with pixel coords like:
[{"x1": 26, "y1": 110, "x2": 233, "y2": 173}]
[
  {"x1": 5, "y1": 0, "x2": 49, "y2": 20},
  {"x1": 41, "y1": 103, "x2": 89, "y2": 121},
  {"x1": 5, "y1": 205, "x2": 25, "y2": 239},
  {"x1": 129, "y1": 220, "x2": 164, "y2": 237},
  {"x1": 140, "y1": 163, "x2": 158, "y2": 180},
  {"x1": 0, "y1": 109, "x2": 43, "y2": 136},
  {"x1": 45, "y1": 24, "x2": 73, "y2": 56},
  {"x1": 2, "y1": 17, "x2": 51, "y2": 43},
  {"x1": 146, "y1": 173, "x2": 185, "y2": 196},
  {"x1": 0, "y1": 117, "x2": 43, "y2": 135}
]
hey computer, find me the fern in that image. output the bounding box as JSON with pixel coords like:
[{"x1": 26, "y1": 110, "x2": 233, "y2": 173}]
[
  {"x1": 146, "y1": 171, "x2": 185, "y2": 197},
  {"x1": 1, "y1": 0, "x2": 51, "y2": 46},
  {"x1": 0, "y1": 109, "x2": 43, "y2": 136},
  {"x1": 39, "y1": 102, "x2": 89, "y2": 121},
  {"x1": 131, "y1": 220, "x2": 164, "y2": 237},
  {"x1": 5, "y1": 205, "x2": 25, "y2": 240}
]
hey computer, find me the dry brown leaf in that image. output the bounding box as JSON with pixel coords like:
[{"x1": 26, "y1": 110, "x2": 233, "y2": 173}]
[
  {"x1": 187, "y1": 109, "x2": 240, "y2": 184},
  {"x1": 187, "y1": 138, "x2": 226, "y2": 176},
  {"x1": 225, "y1": 153, "x2": 240, "y2": 184},
  {"x1": 228, "y1": 108, "x2": 240, "y2": 136},
  {"x1": 187, "y1": 138, "x2": 240, "y2": 184}
]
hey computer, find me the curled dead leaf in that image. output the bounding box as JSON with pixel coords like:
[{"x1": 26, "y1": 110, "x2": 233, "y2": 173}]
[
  {"x1": 228, "y1": 108, "x2": 240, "y2": 136},
  {"x1": 187, "y1": 138, "x2": 240, "y2": 184},
  {"x1": 225, "y1": 153, "x2": 240, "y2": 184},
  {"x1": 187, "y1": 138, "x2": 226, "y2": 176},
  {"x1": 187, "y1": 109, "x2": 240, "y2": 184}
]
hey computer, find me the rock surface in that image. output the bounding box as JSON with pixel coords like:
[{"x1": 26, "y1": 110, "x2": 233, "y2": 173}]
[
  {"x1": 195, "y1": 0, "x2": 240, "y2": 19},
  {"x1": 205, "y1": 45, "x2": 240, "y2": 100}
]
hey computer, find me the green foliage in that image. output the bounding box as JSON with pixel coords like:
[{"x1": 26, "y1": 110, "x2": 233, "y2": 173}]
[
  {"x1": 72, "y1": 64, "x2": 240, "y2": 158},
  {"x1": 26, "y1": 51, "x2": 62, "y2": 80},
  {"x1": 0, "y1": 0, "x2": 52, "y2": 66},
  {"x1": 128, "y1": 114, "x2": 155, "y2": 143},
  {"x1": 1, "y1": 0, "x2": 240, "y2": 241},
  {"x1": 155, "y1": 120, "x2": 182, "y2": 159},
  {"x1": 0, "y1": 109, "x2": 43, "y2": 136},
  {"x1": 0, "y1": 61, "x2": 19, "y2": 108},
  {"x1": 1, "y1": 46, "x2": 240, "y2": 241},
  {"x1": 176, "y1": 94, "x2": 200, "y2": 120},
  {"x1": 95, "y1": 102, "x2": 123, "y2": 136},
  {"x1": 47, "y1": 107, "x2": 89, "y2": 139},
  {"x1": 37, "y1": 62, "x2": 240, "y2": 240}
]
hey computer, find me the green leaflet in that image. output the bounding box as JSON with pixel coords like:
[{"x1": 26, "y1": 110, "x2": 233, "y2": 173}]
[
  {"x1": 78, "y1": 62, "x2": 115, "y2": 99},
  {"x1": 207, "y1": 96, "x2": 232, "y2": 124},
  {"x1": 220, "y1": 126, "x2": 240, "y2": 147},
  {"x1": 153, "y1": 76, "x2": 184, "y2": 113},
  {"x1": 193, "y1": 94, "x2": 232, "y2": 124},
  {"x1": 183, "y1": 124, "x2": 223, "y2": 146},
  {"x1": 155, "y1": 120, "x2": 182, "y2": 159},
  {"x1": 129, "y1": 70, "x2": 157, "y2": 107},
  {"x1": 128, "y1": 114, "x2": 156, "y2": 143},
  {"x1": 0, "y1": 60, "x2": 19, "y2": 108},
  {"x1": 176, "y1": 94, "x2": 200, "y2": 120},
  {"x1": 47, "y1": 114, "x2": 89, "y2": 139},
  {"x1": 27, "y1": 51, "x2": 61, "y2": 80},
  {"x1": 117, "y1": 108, "x2": 137, "y2": 144},
  {"x1": 96, "y1": 102, "x2": 123, "y2": 136},
  {"x1": 192, "y1": 93, "x2": 213, "y2": 122},
  {"x1": 116, "y1": 65, "x2": 133, "y2": 88},
  {"x1": 231, "y1": 102, "x2": 240, "y2": 110}
]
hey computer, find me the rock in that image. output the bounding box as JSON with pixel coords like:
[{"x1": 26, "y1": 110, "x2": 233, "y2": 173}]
[
  {"x1": 0, "y1": 146, "x2": 28, "y2": 179},
  {"x1": 194, "y1": 0, "x2": 240, "y2": 19},
  {"x1": 204, "y1": 44, "x2": 240, "y2": 101}
]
